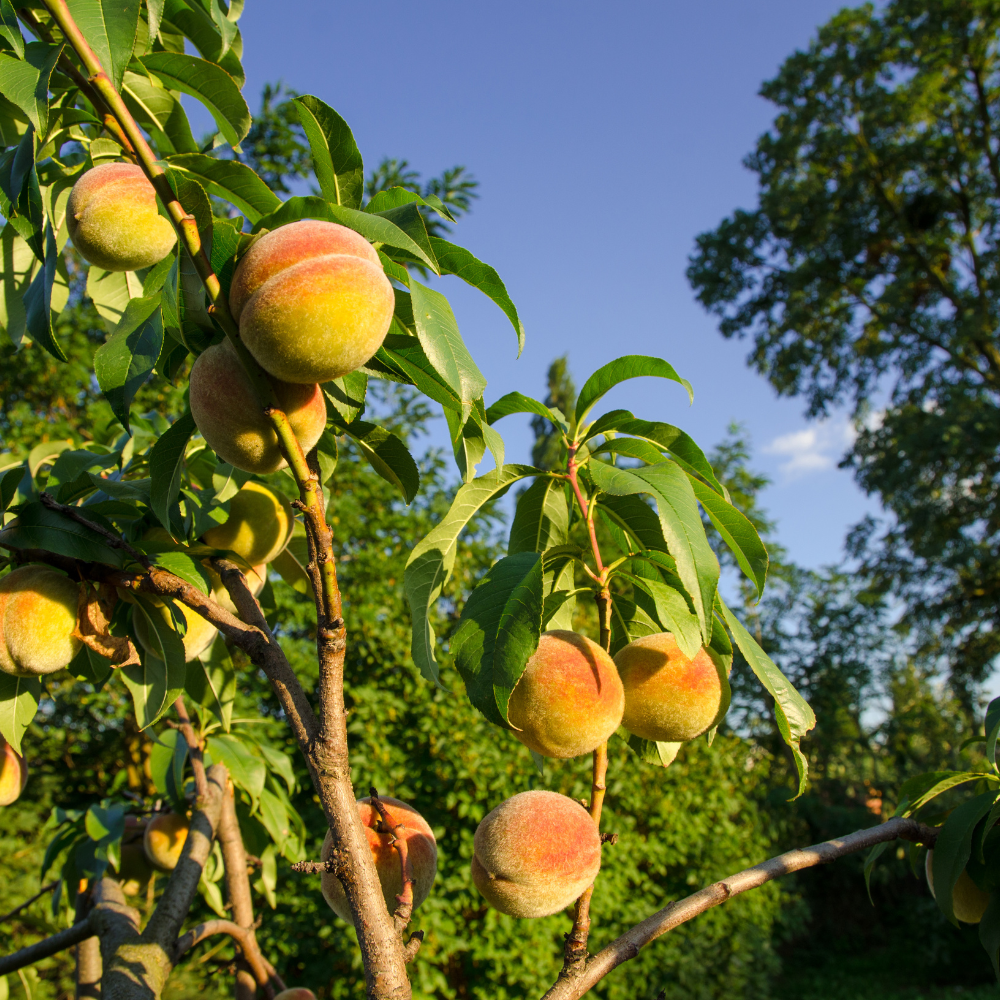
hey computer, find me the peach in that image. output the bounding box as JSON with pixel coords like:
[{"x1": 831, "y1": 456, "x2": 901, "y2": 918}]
[
  {"x1": 208, "y1": 563, "x2": 267, "y2": 617},
  {"x1": 613, "y1": 632, "x2": 731, "y2": 742},
  {"x1": 201, "y1": 481, "x2": 294, "y2": 566},
  {"x1": 0, "y1": 566, "x2": 82, "y2": 677},
  {"x1": 116, "y1": 842, "x2": 154, "y2": 895},
  {"x1": 926, "y1": 850, "x2": 991, "y2": 924},
  {"x1": 143, "y1": 812, "x2": 190, "y2": 871},
  {"x1": 67, "y1": 163, "x2": 176, "y2": 272},
  {"x1": 0, "y1": 736, "x2": 28, "y2": 806},
  {"x1": 229, "y1": 220, "x2": 394, "y2": 383},
  {"x1": 190, "y1": 339, "x2": 327, "y2": 474},
  {"x1": 471, "y1": 790, "x2": 601, "y2": 918},
  {"x1": 321, "y1": 796, "x2": 437, "y2": 922},
  {"x1": 507, "y1": 630, "x2": 624, "y2": 758},
  {"x1": 133, "y1": 598, "x2": 217, "y2": 662}
]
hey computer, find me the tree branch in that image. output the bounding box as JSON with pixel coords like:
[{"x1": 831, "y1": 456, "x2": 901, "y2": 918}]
[
  {"x1": 0, "y1": 919, "x2": 95, "y2": 976},
  {"x1": 173, "y1": 697, "x2": 207, "y2": 801},
  {"x1": 541, "y1": 817, "x2": 939, "y2": 1000},
  {"x1": 369, "y1": 788, "x2": 416, "y2": 936},
  {"x1": 174, "y1": 920, "x2": 282, "y2": 997},
  {"x1": 0, "y1": 882, "x2": 58, "y2": 925}
]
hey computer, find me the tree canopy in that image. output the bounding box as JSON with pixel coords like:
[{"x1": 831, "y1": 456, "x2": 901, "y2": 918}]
[{"x1": 687, "y1": 0, "x2": 1000, "y2": 690}]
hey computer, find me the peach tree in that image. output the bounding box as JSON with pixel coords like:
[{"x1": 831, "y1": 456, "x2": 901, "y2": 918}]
[{"x1": 0, "y1": 1, "x2": 966, "y2": 998}]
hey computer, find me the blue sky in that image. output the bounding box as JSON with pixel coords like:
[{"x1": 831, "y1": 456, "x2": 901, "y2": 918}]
[{"x1": 215, "y1": 0, "x2": 876, "y2": 568}]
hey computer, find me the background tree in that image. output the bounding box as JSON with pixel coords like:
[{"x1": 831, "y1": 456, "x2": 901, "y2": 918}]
[{"x1": 687, "y1": 0, "x2": 1000, "y2": 699}]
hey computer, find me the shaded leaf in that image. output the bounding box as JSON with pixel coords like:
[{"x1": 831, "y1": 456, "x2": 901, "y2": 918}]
[
  {"x1": 167, "y1": 153, "x2": 279, "y2": 223},
  {"x1": 292, "y1": 94, "x2": 363, "y2": 209},
  {"x1": 0, "y1": 501, "x2": 123, "y2": 565},
  {"x1": 508, "y1": 476, "x2": 569, "y2": 555},
  {"x1": 933, "y1": 792, "x2": 999, "y2": 925},
  {"x1": 149, "y1": 411, "x2": 194, "y2": 533},
  {"x1": 0, "y1": 672, "x2": 39, "y2": 754},
  {"x1": 334, "y1": 417, "x2": 419, "y2": 504},
  {"x1": 0, "y1": 42, "x2": 62, "y2": 134}
]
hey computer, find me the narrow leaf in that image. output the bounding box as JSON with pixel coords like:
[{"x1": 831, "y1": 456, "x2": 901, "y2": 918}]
[
  {"x1": 933, "y1": 792, "x2": 999, "y2": 925},
  {"x1": 23, "y1": 222, "x2": 65, "y2": 361},
  {"x1": 66, "y1": 0, "x2": 140, "y2": 91},
  {"x1": 166, "y1": 153, "x2": 280, "y2": 223},
  {"x1": 0, "y1": 42, "x2": 62, "y2": 134},
  {"x1": 292, "y1": 95, "x2": 363, "y2": 209},
  {"x1": 335, "y1": 417, "x2": 419, "y2": 504},
  {"x1": 149, "y1": 410, "x2": 195, "y2": 533},
  {"x1": 508, "y1": 477, "x2": 569, "y2": 555},
  {"x1": 0, "y1": 673, "x2": 40, "y2": 754},
  {"x1": 576, "y1": 355, "x2": 693, "y2": 426}
]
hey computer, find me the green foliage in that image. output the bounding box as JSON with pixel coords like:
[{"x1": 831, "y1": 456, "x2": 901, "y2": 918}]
[{"x1": 687, "y1": 0, "x2": 1000, "y2": 694}]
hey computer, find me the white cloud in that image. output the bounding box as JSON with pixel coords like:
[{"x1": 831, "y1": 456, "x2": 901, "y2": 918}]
[{"x1": 764, "y1": 417, "x2": 856, "y2": 480}]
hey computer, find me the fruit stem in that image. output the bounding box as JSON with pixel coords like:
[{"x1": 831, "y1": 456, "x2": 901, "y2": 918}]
[{"x1": 566, "y1": 443, "x2": 605, "y2": 578}]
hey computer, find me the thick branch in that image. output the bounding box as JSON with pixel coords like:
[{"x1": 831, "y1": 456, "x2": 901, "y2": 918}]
[
  {"x1": 541, "y1": 817, "x2": 939, "y2": 1000},
  {"x1": 173, "y1": 697, "x2": 207, "y2": 800},
  {"x1": 0, "y1": 919, "x2": 94, "y2": 975},
  {"x1": 174, "y1": 921, "x2": 281, "y2": 996}
]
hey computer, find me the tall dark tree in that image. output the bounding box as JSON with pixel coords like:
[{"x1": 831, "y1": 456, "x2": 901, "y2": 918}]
[{"x1": 687, "y1": 0, "x2": 1000, "y2": 694}]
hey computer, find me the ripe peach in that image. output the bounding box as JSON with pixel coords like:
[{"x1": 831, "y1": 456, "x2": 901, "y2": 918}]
[
  {"x1": 0, "y1": 566, "x2": 82, "y2": 677},
  {"x1": 229, "y1": 220, "x2": 394, "y2": 383},
  {"x1": 201, "y1": 481, "x2": 293, "y2": 566},
  {"x1": 321, "y1": 796, "x2": 437, "y2": 922},
  {"x1": 507, "y1": 630, "x2": 624, "y2": 758},
  {"x1": 926, "y1": 850, "x2": 991, "y2": 923},
  {"x1": 471, "y1": 790, "x2": 601, "y2": 918},
  {"x1": 0, "y1": 736, "x2": 28, "y2": 806},
  {"x1": 274, "y1": 991, "x2": 316, "y2": 1000},
  {"x1": 143, "y1": 812, "x2": 190, "y2": 871},
  {"x1": 67, "y1": 163, "x2": 177, "y2": 272},
  {"x1": 613, "y1": 632, "x2": 731, "y2": 742},
  {"x1": 190, "y1": 339, "x2": 327, "y2": 474},
  {"x1": 133, "y1": 598, "x2": 217, "y2": 662}
]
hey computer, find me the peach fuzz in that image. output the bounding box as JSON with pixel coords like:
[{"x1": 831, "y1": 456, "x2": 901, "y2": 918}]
[
  {"x1": 926, "y1": 850, "x2": 991, "y2": 924},
  {"x1": 202, "y1": 481, "x2": 294, "y2": 566},
  {"x1": 614, "y1": 632, "x2": 731, "y2": 742},
  {"x1": 471, "y1": 790, "x2": 601, "y2": 918},
  {"x1": 190, "y1": 339, "x2": 327, "y2": 474},
  {"x1": 0, "y1": 565, "x2": 82, "y2": 677},
  {"x1": 144, "y1": 812, "x2": 190, "y2": 871},
  {"x1": 0, "y1": 736, "x2": 28, "y2": 806},
  {"x1": 506, "y1": 630, "x2": 624, "y2": 758},
  {"x1": 321, "y1": 796, "x2": 437, "y2": 922},
  {"x1": 66, "y1": 163, "x2": 177, "y2": 272},
  {"x1": 229, "y1": 220, "x2": 394, "y2": 384}
]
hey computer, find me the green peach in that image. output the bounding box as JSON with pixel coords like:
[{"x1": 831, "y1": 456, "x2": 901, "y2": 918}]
[
  {"x1": 471, "y1": 790, "x2": 601, "y2": 918},
  {"x1": 0, "y1": 566, "x2": 82, "y2": 677},
  {"x1": 614, "y1": 632, "x2": 731, "y2": 742},
  {"x1": 507, "y1": 630, "x2": 624, "y2": 758},
  {"x1": 926, "y1": 849, "x2": 991, "y2": 924},
  {"x1": 229, "y1": 220, "x2": 394, "y2": 384},
  {"x1": 67, "y1": 163, "x2": 177, "y2": 272},
  {"x1": 143, "y1": 812, "x2": 190, "y2": 871},
  {"x1": 190, "y1": 339, "x2": 327, "y2": 474},
  {"x1": 133, "y1": 598, "x2": 218, "y2": 662}
]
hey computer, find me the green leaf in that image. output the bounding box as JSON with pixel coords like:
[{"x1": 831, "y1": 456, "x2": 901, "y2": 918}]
[
  {"x1": 508, "y1": 477, "x2": 569, "y2": 555},
  {"x1": 429, "y1": 236, "x2": 524, "y2": 354},
  {"x1": 187, "y1": 640, "x2": 236, "y2": 732},
  {"x1": 719, "y1": 597, "x2": 816, "y2": 798},
  {"x1": 155, "y1": 551, "x2": 210, "y2": 594},
  {"x1": 404, "y1": 464, "x2": 538, "y2": 683},
  {"x1": 452, "y1": 552, "x2": 544, "y2": 727},
  {"x1": 979, "y1": 894, "x2": 1000, "y2": 979},
  {"x1": 23, "y1": 222, "x2": 65, "y2": 361},
  {"x1": 0, "y1": 224, "x2": 38, "y2": 347},
  {"x1": 0, "y1": 42, "x2": 62, "y2": 134},
  {"x1": 624, "y1": 731, "x2": 681, "y2": 768},
  {"x1": 899, "y1": 770, "x2": 990, "y2": 814},
  {"x1": 122, "y1": 70, "x2": 198, "y2": 155},
  {"x1": 126, "y1": 597, "x2": 186, "y2": 728},
  {"x1": 0, "y1": 465, "x2": 23, "y2": 513},
  {"x1": 541, "y1": 553, "x2": 578, "y2": 631},
  {"x1": 374, "y1": 202, "x2": 438, "y2": 272},
  {"x1": 0, "y1": 673, "x2": 39, "y2": 754},
  {"x1": 149, "y1": 411, "x2": 194, "y2": 533},
  {"x1": 335, "y1": 417, "x2": 419, "y2": 505},
  {"x1": 66, "y1": 0, "x2": 140, "y2": 92},
  {"x1": 0, "y1": 501, "x2": 123, "y2": 565},
  {"x1": 251, "y1": 197, "x2": 438, "y2": 272},
  {"x1": 166, "y1": 153, "x2": 280, "y2": 223},
  {"x1": 206, "y1": 733, "x2": 265, "y2": 806},
  {"x1": 609, "y1": 595, "x2": 661, "y2": 655},
  {"x1": 485, "y1": 391, "x2": 563, "y2": 429},
  {"x1": 0, "y1": 1, "x2": 24, "y2": 58},
  {"x1": 140, "y1": 51, "x2": 250, "y2": 147},
  {"x1": 258, "y1": 744, "x2": 295, "y2": 794},
  {"x1": 933, "y1": 791, "x2": 999, "y2": 925},
  {"x1": 86, "y1": 267, "x2": 143, "y2": 334},
  {"x1": 146, "y1": 0, "x2": 165, "y2": 45},
  {"x1": 625, "y1": 573, "x2": 702, "y2": 659},
  {"x1": 376, "y1": 334, "x2": 464, "y2": 413},
  {"x1": 323, "y1": 371, "x2": 367, "y2": 424},
  {"x1": 166, "y1": 168, "x2": 212, "y2": 258},
  {"x1": 987, "y1": 697, "x2": 1000, "y2": 772},
  {"x1": 597, "y1": 493, "x2": 668, "y2": 556},
  {"x1": 589, "y1": 460, "x2": 718, "y2": 641},
  {"x1": 576, "y1": 355, "x2": 694, "y2": 427},
  {"x1": 94, "y1": 295, "x2": 163, "y2": 433},
  {"x1": 291, "y1": 95, "x2": 363, "y2": 209},
  {"x1": 863, "y1": 840, "x2": 893, "y2": 903},
  {"x1": 149, "y1": 727, "x2": 187, "y2": 809},
  {"x1": 689, "y1": 477, "x2": 768, "y2": 596},
  {"x1": 409, "y1": 278, "x2": 487, "y2": 414}
]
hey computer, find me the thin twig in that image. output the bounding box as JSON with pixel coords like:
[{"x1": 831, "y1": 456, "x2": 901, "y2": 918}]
[
  {"x1": 39, "y1": 492, "x2": 149, "y2": 566},
  {"x1": 541, "y1": 817, "x2": 940, "y2": 1000},
  {"x1": 0, "y1": 883, "x2": 58, "y2": 925},
  {"x1": 173, "y1": 696, "x2": 208, "y2": 800},
  {"x1": 369, "y1": 787, "x2": 416, "y2": 934},
  {"x1": 174, "y1": 920, "x2": 283, "y2": 996},
  {"x1": 0, "y1": 919, "x2": 94, "y2": 975}
]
